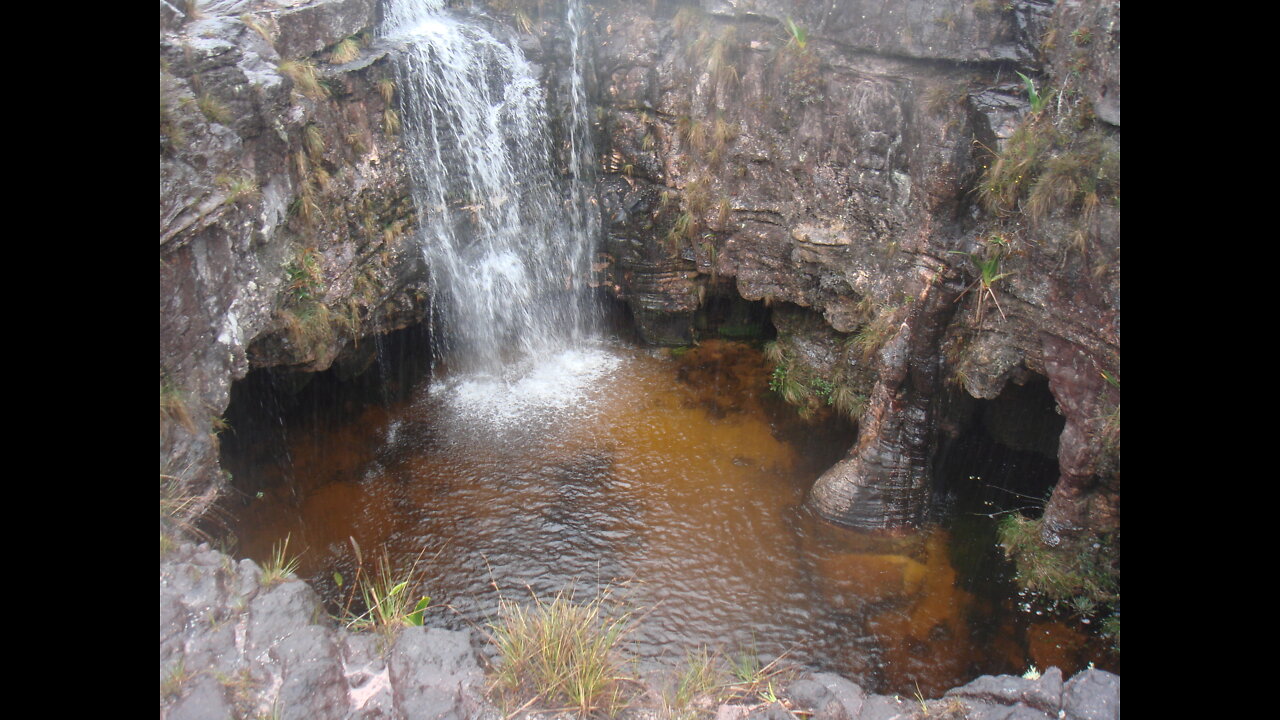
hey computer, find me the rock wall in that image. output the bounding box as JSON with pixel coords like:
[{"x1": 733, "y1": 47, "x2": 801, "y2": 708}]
[
  {"x1": 585, "y1": 0, "x2": 1120, "y2": 537},
  {"x1": 160, "y1": 0, "x2": 428, "y2": 520}
]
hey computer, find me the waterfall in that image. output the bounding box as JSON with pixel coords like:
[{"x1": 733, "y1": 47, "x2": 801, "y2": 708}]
[{"x1": 382, "y1": 0, "x2": 599, "y2": 378}]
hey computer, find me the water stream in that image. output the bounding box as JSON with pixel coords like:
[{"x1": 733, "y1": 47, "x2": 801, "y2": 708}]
[{"x1": 383, "y1": 0, "x2": 599, "y2": 374}]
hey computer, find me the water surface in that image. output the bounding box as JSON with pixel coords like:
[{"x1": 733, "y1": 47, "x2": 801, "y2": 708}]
[{"x1": 225, "y1": 339, "x2": 1101, "y2": 695}]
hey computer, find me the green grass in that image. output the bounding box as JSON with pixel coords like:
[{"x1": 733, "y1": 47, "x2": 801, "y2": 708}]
[
  {"x1": 783, "y1": 17, "x2": 808, "y2": 50},
  {"x1": 1016, "y1": 71, "x2": 1050, "y2": 114},
  {"x1": 489, "y1": 587, "x2": 634, "y2": 717},
  {"x1": 997, "y1": 515, "x2": 1119, "y2": 607},
  {"x1": 950, "y1": 243, "x2": 1012, "y2": 323},
  {"x1": 284, "y1": 247, "x2": 323, "y2": 303},
  {"x1": 260, "y1": 534, "x2": 301, "y2": 586},
  {"x1": 829, "y1": 384, "x2": 868, "y2": 421},
  {"x1": 161, "y1": 657, "x2": 196, "y2": 702},
  {"x1": 852, "y1": 313, "x2": 895, "y2": 362},
  {"x1": 977, "y1": 111, "x2": 1119, "y2": 229},
  {"x1": 667, "y1": 646, "x2": 722, "y2": 717}
]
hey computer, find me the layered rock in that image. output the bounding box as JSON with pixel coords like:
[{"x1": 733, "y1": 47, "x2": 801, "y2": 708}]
[{"x1": 587, "y1": 0, "x2": 1120, "y2": 535}]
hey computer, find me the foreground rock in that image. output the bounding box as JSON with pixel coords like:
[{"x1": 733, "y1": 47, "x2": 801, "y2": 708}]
[
  {"x1": 160, "y1": 542, "x2": 491, "y2": 720},
  {"x1": 162, "y1": 542, "x2": 1117, "y2": 719}
]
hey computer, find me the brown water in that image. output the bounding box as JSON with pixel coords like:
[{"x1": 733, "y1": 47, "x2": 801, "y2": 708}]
[{"x1": 224, "y1": 339, "x2": 1101, "y2": 696}]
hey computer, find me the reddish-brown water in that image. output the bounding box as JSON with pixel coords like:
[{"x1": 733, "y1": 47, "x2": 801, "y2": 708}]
[{"x1": 224, "y1": 340, "x2": 1106, "y2": 696}]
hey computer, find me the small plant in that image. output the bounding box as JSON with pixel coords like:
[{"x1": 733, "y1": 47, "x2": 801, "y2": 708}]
[
  {"x1": 284, "y1": 247, "x2": 323, "y2": 304},
  {"x1": 260, "y1": 534, "x2": 301, "y2": 586},
  {"x1": 769, "y1": 363, "x2": 810, "y2": 406},
  {"x1": 950, "y1": 242, "x2": 1012, "y2": 323},
  {"x1": 670, "y1": 646, "x2": 722, "y2": 715},
  {"x1": 345, "y1": 550, "x2": 431, "y2": 637},
  {"x1": 783, "y1": 17, "x2": 808, "y2": 50},
  {"x1": 810, "y1": 377, "x2": 835, "y2": 402},
  {"x1": 1021, "y1": 665, "x2": 1041, "y2": 680},
  {"x1": 161, "y1": 658, "x2": 196, "y2": 702},
  {"x1": 1016, "y1": 71, "x2": 1050, "y2": 114},
  {"x1": 913, "y1": 681, "x2": 930, "y2": 715},
  {"x1": 240, "y1": 14, "x2": 273, "y2": 45},
  {"x1": 383, "y1": 107, "x2": 401, "y2": 136},
  {"x1": 1070, "y1": 27, "x2": 1093, "y2": 46},
  {"x1": 668, "y1": 211, "x2": 696, "y2": 248},
  {"x1": 160, "y1": 377, "x2": 196, "y2": 432},
  {"x1": 489, "y1": 586, "x2": 634, "y2": 717}
]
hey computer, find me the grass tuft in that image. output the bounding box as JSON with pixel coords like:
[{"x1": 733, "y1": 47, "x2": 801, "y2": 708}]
[
  {"x1": 216, "y1": 173, "x2": 259, "y2": 205},
  {"x1": 377, "y1": 77, "x2": 396, "y2": 105},
  {"x1": 328, "y1": 37, "x2": 360, "y2": 65},
  {"x1": 670, "y1": 646, "x2": 722, "y2": 715},
  {"x1": 489, "y1": 586, "x2": 634, "y2": 717},
  {"x1": 304, "y1": 123, "x2": 326, "y2": 160},
  {"x1": 343, "y1": 549, "x2": 432, "y2": 639},
  {"x1": 196, "y1": 94, "x2": 232, "y2": 125},
  {"x1": 259, "y1": 534, "x2": 301, "y2": 586},
  {"x1": 279, "y1": 60, "x2": 328, "y2": 99},
  {"x1": 383, "y1": 107, "x2": 401, "y2": 137}
]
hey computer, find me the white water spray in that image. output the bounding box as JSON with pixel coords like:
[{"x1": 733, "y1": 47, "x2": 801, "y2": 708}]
[{"x1": 382, "y1": 0, "x2": 601, "y2": 388}]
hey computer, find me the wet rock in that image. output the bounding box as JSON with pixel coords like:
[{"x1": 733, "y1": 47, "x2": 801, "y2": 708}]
[
  {"x1": 388, "y1": 627, "x2": 486, "y2": 719},
  {"x1": 168, "y1": 676, "x2": 234, "y2": 720},
  {"x1": 274, "y1": 0, "x2": 378, "y2": 60},
  {"x1": 786, "y1": 672, "x2": 866, "y2": 720},
  {"x1": 945, "y1": 666, "x2": 1064, "y2": 716},
  {"x1": 858, "y1": 692, "x2": 913, "y2": 720},
  {"x1": 1062, "y1": 669, "x2": 1120, "y2": 720},
  {"x1": 273, "y1": 626, "x2": 348, "y2": 719}
]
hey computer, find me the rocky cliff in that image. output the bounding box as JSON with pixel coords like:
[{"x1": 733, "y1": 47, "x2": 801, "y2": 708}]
[
  {"x1": 160, "y1": 0, "x2": 429, "y2": 524},
  {"x1": 585, "y1": 0, "x2": 1119, "y2": 541}
]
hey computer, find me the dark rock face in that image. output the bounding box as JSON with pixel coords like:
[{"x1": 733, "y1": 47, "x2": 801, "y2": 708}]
[
  {"x1": 588, "y1": 0, "x2": 1120, "y2": 533},
  {"x1": 159, "y1": 0, "x2": 427, "y2": 514}
]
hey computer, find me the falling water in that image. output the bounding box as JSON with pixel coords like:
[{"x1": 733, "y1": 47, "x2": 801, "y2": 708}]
[{"x1": 382, "y1": 0, "x2": 599, "y2": 377}]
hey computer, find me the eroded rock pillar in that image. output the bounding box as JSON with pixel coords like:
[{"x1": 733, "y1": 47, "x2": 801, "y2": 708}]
[{"x1": 808, "y1": 270, "x2": 956, "y2": 528}]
